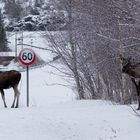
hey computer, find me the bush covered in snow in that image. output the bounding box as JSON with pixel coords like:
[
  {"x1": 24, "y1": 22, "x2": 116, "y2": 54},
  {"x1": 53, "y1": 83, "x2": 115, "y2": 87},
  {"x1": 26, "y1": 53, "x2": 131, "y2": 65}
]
[{"x1": 5, "y1": 12, "x2": 66, "y2": 31}]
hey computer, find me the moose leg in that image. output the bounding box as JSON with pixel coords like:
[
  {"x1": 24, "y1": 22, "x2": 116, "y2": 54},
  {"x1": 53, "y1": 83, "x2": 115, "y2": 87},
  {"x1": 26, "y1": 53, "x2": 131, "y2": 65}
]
[
  {"x1": 12, "y1": 86, "x2": 20, "y2": 108},
  {"x1": 15, "y1": 89, "x2": 20, "y2": 108},
  {"x1": 131, "y1": 78, "x2": 140, "y2": 110},
  {"x1": 11, "y1": 93, "x2": 16, "y2": 108},
  {"x1": 0, "y1": 89, "x2": 7, "y2": 108},
  {"x1": 136, "y1": 81, "x2": 140, "y2": 110},
  {"x1": 137, "y1": 95, "x2": 140, "y2": 110},
  {"x1": 11, "y1": 86, "x2": 17, "y2": 108}
]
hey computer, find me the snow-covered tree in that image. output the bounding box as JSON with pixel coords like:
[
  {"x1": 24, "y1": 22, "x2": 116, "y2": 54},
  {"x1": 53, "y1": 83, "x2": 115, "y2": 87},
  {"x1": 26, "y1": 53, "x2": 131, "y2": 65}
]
[
  {"x1": 4, "y1": 0, "x2": 22, "y2": 19},
  {"x1": 0, "y1": 9, "x2": 7, "y2": 51}
]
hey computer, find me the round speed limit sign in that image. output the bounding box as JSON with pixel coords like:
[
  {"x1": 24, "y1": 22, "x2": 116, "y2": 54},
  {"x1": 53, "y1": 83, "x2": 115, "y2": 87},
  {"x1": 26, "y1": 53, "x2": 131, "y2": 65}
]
[{"x1": 19, "y1": 48, "x2": 36, "y2": 65}]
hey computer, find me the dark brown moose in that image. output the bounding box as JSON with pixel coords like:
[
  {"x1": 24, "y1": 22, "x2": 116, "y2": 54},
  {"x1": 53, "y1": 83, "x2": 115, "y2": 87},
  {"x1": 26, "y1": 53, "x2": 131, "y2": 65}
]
[
  {"x1": 0, "y1": 70, "x2": 21, "y2": 108},
  {"x1": 120, "y1": 55, "x2": 140, "y2": 110}
]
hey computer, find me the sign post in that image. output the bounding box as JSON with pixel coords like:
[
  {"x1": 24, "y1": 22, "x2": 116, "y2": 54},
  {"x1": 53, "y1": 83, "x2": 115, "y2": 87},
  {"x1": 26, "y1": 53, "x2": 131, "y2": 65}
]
[
  {"x1": 26, "y1": 65, "x2": 29, "y2": 107},
  {"x1": 19, "y1": 48, "x2": 36, "y2": 107}
]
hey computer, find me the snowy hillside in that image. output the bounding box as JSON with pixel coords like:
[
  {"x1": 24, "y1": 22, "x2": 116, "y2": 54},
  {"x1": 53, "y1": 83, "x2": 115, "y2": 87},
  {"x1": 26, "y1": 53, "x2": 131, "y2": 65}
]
[
  {"x1": 0, "y1": 0, "x2": 66, "y2": 31},
  {"x1": 0, "y1": 31, "x2": 139, "y2": 140}
]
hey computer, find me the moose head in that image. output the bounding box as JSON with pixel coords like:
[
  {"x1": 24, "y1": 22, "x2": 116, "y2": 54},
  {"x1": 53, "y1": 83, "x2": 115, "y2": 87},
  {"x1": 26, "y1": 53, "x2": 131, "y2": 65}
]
[
  {"x1": 120, "y1": 55, "x2": 132, "y2": 74},
  {"x1": 120, "y1": 55, "x2": 140, "y2": 78}
]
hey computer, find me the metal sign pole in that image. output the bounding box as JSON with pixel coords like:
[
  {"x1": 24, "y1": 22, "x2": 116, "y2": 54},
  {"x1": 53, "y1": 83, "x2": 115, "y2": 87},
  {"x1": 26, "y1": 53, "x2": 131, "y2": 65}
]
[
  {"x1": 15, "y1": 32, "x2": 17, "y2": 57},
  {"x1": 27, "y1": 65, "x2": 29, "y2": 107},
  {"x1": 19, "y1": 48, "x2": 36, "y2": 107},
  {"x1": 21, "y1": 30, "x2": 23, "y2": 50}
]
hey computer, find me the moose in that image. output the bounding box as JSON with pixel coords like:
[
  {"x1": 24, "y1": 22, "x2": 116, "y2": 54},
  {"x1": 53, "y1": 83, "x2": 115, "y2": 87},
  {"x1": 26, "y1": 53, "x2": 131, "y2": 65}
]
[
  {"x1": 0, "y1": 70, "x2": 21, "y2": 108},
  {"x1": 120, "y1": 55, "x2": 140, "y2": 110}
]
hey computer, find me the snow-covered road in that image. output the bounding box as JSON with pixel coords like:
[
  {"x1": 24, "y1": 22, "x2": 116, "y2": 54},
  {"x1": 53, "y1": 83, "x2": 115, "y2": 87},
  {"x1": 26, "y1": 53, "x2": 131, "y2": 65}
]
[{"x1": 0, "y1": 97, "x2": 139, "y2": 140}]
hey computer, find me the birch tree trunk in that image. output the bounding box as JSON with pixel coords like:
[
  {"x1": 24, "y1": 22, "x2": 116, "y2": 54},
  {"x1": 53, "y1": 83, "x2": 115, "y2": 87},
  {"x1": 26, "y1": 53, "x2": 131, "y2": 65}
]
[{"x1": 67, "y1": 0, "x2": 84, "y2": 99}]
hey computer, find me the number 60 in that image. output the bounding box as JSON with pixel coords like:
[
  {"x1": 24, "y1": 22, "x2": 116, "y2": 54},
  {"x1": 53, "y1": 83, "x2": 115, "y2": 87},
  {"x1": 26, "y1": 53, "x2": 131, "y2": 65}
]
[{"x1": 22, "y1": 52, "x2": 33, "y2": 61}]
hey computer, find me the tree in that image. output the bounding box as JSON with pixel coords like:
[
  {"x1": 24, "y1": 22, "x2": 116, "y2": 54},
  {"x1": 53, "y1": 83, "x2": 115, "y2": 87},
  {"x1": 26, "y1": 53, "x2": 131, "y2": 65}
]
[
  {"x1": 0, "y1": 10, "x2": 7, "y2": 52},
  {"x1": 34, "y1": 0, "x2": 43, "y2": 8},
  {"x1": 46, "y1": 0, "x2": 85, "y2": 99},
  {"x1": 4, "y1": 0, "x2": 22, "y2": 19},
  {"x1": 46, "y1": 0, "x2": 140, "y2": 103}
]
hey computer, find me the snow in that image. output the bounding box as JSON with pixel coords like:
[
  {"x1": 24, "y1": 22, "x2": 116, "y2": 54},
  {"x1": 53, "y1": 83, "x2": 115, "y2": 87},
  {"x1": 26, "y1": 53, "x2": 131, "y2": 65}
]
[{"x1": 0, "y1": 31, "x2": 140, "y2": 140}]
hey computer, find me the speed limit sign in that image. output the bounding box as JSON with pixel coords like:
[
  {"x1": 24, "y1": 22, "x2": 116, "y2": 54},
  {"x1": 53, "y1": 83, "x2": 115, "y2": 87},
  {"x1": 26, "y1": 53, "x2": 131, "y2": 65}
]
[
  {"x1": 19, "y1": 48, "x2": 36, "y2": 65},
  {"x1": 19, "y1": 48, "x2": 36, "y2": 107}
]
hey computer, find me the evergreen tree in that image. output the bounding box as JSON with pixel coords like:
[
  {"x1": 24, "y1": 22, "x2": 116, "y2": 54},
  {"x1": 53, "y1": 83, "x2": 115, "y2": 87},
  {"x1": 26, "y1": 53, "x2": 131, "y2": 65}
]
[
  {"x1": 35, "y1": 0, "x2": 43, "y2": 8},
  {"x1": 0, "y1": 10, "x2": 7, "y2": 52},
  {"x1": 5, "y1": 0, "x2": 22, "y2": 19}
]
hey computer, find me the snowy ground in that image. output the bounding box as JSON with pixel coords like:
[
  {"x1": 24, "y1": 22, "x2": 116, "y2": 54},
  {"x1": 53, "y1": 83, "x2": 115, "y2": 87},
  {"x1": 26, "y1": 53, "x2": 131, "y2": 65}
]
[{"x1": 0, "y1": 31, "x2": 139, "y2": 140}]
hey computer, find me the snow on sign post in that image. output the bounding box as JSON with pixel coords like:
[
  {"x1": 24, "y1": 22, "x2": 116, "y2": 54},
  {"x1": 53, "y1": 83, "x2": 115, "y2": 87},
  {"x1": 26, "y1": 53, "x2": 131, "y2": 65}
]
[{"x1": 19, "y1": 48, "x2": 36, "y2": 107}]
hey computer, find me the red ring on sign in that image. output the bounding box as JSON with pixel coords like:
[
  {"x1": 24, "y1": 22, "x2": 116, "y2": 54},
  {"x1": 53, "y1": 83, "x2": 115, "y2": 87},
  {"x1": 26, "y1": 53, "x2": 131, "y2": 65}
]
[{"x1": 19, "y1": 48, "x2": 36, "y2": 65}]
